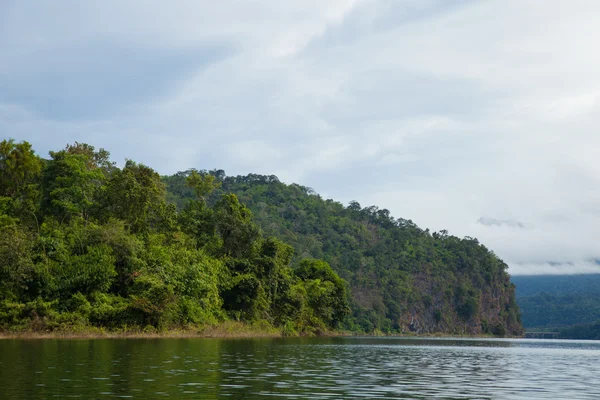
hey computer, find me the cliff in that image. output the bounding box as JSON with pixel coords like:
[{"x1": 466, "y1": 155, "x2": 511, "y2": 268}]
[{"x1": 165, "y1": 171, "x2": 524, "y2": 336}]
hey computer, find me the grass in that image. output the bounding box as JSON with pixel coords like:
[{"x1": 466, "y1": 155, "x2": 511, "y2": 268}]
[
  {"x1": 0, "y1": 328, "x2": 511, "y2": 340},
  {"x1": 0, "y1": 321, "x2": 348, "y2": 340},
  {"x1": 0, "y1": 320, "x2": 511, "y2": 340}
]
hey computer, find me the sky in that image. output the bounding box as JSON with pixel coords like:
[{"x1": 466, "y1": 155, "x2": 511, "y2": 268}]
[{"x1": 2, "y1": 0, "x2": 600, "y2": 275}]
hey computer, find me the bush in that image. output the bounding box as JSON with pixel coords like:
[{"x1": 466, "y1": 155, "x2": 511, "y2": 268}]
[
  {"x1": 128, "y1": 274, "x2": 176, "y2": 328},
  {"x1": 492, "y1": 323, "x2": 507, "y2": 337},
  {"x1": 88, "y1": 292, "x2": 131, "y2": 327}
]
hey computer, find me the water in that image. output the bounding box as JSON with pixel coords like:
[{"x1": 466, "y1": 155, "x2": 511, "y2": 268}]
[{"x1": 1, "y1": 337, "x2": 599, "y2": 399}]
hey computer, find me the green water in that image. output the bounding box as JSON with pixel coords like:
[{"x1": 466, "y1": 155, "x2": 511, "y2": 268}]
[{"x1": 1, "y1": 337, "x2": 599, "y2": 399}]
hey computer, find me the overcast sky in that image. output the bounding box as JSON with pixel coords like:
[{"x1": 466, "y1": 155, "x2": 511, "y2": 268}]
[{"x1": 2, "y1": 0, "x2": 600, "y2": 275}]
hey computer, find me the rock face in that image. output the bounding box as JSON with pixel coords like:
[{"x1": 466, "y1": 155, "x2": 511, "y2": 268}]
[
  {"x1": 164, "y1": 172, "x2": 524, "y2": 336},
  {"x1": 395, "y1": 273, "x2": 522, "y2": 336}
]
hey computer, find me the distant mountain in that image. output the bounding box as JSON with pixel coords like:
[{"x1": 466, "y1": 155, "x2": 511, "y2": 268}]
[
  {"x1": 560, "y1": 320, "x2": 600, "y2": 340},
  {"x1": 165, "y1": 171, "x2": 524, "y2": 336},
  {"x1": 513, "y1": 274, "x2": 600, "y2": 296},
  {"x1": 512, "y1": 274, "x2": 600, "y2": 330}
]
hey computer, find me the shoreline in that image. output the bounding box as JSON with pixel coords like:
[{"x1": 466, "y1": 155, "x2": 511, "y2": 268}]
[
  {"x1": 0, "y1": 324, "x2": 513, "y2": 340},
  {"x1": 0, "y1": 330, "x2": 283, "y2": 340},
  {"x1": 0, "y1": 321, "x2": 347, "y2": 340}
]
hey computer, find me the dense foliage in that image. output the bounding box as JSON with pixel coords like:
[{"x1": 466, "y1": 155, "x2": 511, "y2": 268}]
[
  {"x1": 0, "y1": 140, "x2": 350, "y2": 335},
  {"x1": 164, "y1": 171, "x2": 523, "y2": 336},
  {"x1": 559, "y1": 321, "x2": 600, "y2": 340},
  {"x1": 513, "y1": 274, "x2": 600, "y2": 297},
  {"x1": 513, "y1": 274, "x2": 600, "y2": 331}
]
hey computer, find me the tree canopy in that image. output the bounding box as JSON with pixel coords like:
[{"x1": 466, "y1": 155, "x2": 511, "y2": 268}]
[
  {"x1": 164, "y1": 169, "x2": 523, "y2": 336},
  {"x1": 0, "y1": 140, "x2": 349, "y2": 335},
  {"x1": 0, "y1": 140, "x2": 522, "y2": 336}
]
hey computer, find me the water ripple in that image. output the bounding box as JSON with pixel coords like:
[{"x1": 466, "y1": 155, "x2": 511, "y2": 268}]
[{"x1": 1, "y1": 338, "x2": 600, "y2": 399}]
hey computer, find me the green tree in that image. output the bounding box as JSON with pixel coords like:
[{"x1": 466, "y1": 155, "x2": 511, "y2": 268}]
[
  {"x1": 104, "y1": 161, "x2": 175, "y2": 233},
  {"x1": 65, "y1": 142, "x2": 115, "y2": 175},
  {"x1": 177, "y1": 170, "x2": 222, "y2": 250},
  {"x1": 42, "y1": 149, "x2": 105, "y2": 223},
  {"x1": 295, "y1": 259, "x2": 350, "y2": 327},
  {"x1": 0, "y1": 139, "x2": 43, "y2": 226},
  {"x1": 187, "y1": 170, "x2": 221, "y2": 202},
  {"x1": 214, "y1": 194, "x2": 260, "y2": 258},
  {"x1": 0, "y1": 225, "x2": 35, "y2": 299}
]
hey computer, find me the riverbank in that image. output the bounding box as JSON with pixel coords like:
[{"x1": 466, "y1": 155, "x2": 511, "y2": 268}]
[
  {"x1": 0, "y1": 323, "x2": 512, "y2": 340},
  {"x1": 0, "y1": 321, "x2": 351, "y2": 340}
]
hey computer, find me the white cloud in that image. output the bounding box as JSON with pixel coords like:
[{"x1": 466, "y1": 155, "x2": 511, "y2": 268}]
[
  {"x1": 510, "y1": 262, "x2": 600, "y2": 276},
  {"x1": 2, "y1": 0, "x2": 600, "y2": 275}
]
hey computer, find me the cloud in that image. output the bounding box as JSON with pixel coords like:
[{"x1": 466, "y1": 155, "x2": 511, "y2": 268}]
[
  {"x1": 1, "y1": 40, "x2": 234, "y2": 120},
  {"x1": 509, "y1": 261, "x2": 600, "y2": 276},
  {"x1": 477, "y1": 217, "x2": 525, "y2": 229},
  {"x1": 1, "y1": 0, "x2": 600, "y2": 275}
]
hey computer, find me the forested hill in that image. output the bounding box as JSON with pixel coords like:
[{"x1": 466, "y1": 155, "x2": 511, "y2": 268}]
[
  {"x1": 512, "y1": 274, "x2": 600, "y2": 297},
  {"x1": 512, "y1": 274, "x2": 600, "y2": 330},
  {"x1": 164, "y1": 171, "x2": 523, "y2": 336},
  {"x1": 0, "y1": 141, "x2": 350, "y2": 335},
  {"x1": 0, "y1": 140, "x2": 522, "y2": 336}
]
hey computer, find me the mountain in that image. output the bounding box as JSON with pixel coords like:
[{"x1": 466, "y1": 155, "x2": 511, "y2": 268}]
[
  {"x1": 164, "y1": 171, "x2": 523, "y2": 336},
  {"x1": 512, "y1": 274, "x2": 600, "y2": 330},
  {"x1": 0, "y1": 140, "x2": 523, "y2": 336},
  {"x1": 559, "y1": 321, "x2": 600, "y2": 340}
]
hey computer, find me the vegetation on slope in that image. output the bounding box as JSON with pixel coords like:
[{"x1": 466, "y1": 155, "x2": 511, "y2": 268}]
[
  {"x1": 0, "y1": 140, "x2": 349, "y2": 335},
  {"x1": 164, "y1": 171, "x2": 523, "y2": 336},
  {"x1": 513, "y1": 274, "x2": 600, "y2": 297},
  {"x1": 513, "y1": 274, "x2": 600, "y2": 337},
  {"x1": 0, "y1": 140, "x2": 523, "y2": 336},
  {"x1": 559, "y1": 321, "x2": 600, "y2": 340}
]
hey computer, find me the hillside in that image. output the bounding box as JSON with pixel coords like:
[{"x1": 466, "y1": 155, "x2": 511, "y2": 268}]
[
  {"x1": 512, "y1": 274, "x2": 600, "y2": 330},
  {"x1": 559, "y1": 321, "x2": 600, "y2": 340},
  {"x1": 0, "y1": 140, "x2": 349, "y2": 335},
  {"x1": 512, "y1": 274, "x2": 600, "y2": 297},
  {"x1": 0, "y1": 140, "x2": 523, "y2": 336},
  {"x1": 164, "y1": 171, "x2": 523, "y2": 336}
]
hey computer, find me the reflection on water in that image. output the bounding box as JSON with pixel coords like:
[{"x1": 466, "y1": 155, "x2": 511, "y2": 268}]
[{"x1": 1, "y1": 337, "x2": 599, "y2": 399}]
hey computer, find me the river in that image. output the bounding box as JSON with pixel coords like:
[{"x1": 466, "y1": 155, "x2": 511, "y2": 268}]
[{"x1": 1, "y1": 337, "x2": 599, "y2": 399}]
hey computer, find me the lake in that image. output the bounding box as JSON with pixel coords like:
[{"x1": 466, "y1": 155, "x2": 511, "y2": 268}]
[{"x1": 1, "y1": 337, "x2": 599, "y2": 399}]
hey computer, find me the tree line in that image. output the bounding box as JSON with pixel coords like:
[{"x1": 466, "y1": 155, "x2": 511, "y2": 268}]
[
  {"x1": 0, "y1": 140, "x2": 349, "y2": 334},
  {"x1": 164, "y1": 169, "x2": 523, "y2": 336}
]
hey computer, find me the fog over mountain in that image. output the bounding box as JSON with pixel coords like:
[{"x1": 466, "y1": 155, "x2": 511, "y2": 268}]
[{"x1": 2, "y1": 0, "x2": 600, "y2": 275}]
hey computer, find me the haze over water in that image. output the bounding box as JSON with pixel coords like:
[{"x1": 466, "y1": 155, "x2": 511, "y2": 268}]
[{"x1": 1, "y1": 337, "x2": 599, "y2": 399}]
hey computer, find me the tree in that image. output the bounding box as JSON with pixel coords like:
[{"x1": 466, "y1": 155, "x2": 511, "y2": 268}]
[
  {"x1": 0, "y1": 139, "x2": 43, "y2": 199},
  {"x1": 0, "y1": 139, "x2": 43, "y2": 225},
  {"x1": 214, "y1": 194, "x2": 260, "y2": 258},
  {"x1": 104, "y1": 160, "x2": 174, "y2": 233},
  {"x1": 65, "y1": 142, "x2": 115, "y2": 174},
  {"x1": 42, "y1": 149, "x2": 105, "y2": 223},
  {"x1": 177, "y1": 170, "x2": 223, "y2": 249},
  {"x1": 0, "y1": 225, "x2": 34, "y2": 299},
  {"x1": 295, "y1": 259, "x2": 350, "y2": 327},
  {"x1": 186, "y1": 170, "x2": 220, "y2": 202}
]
